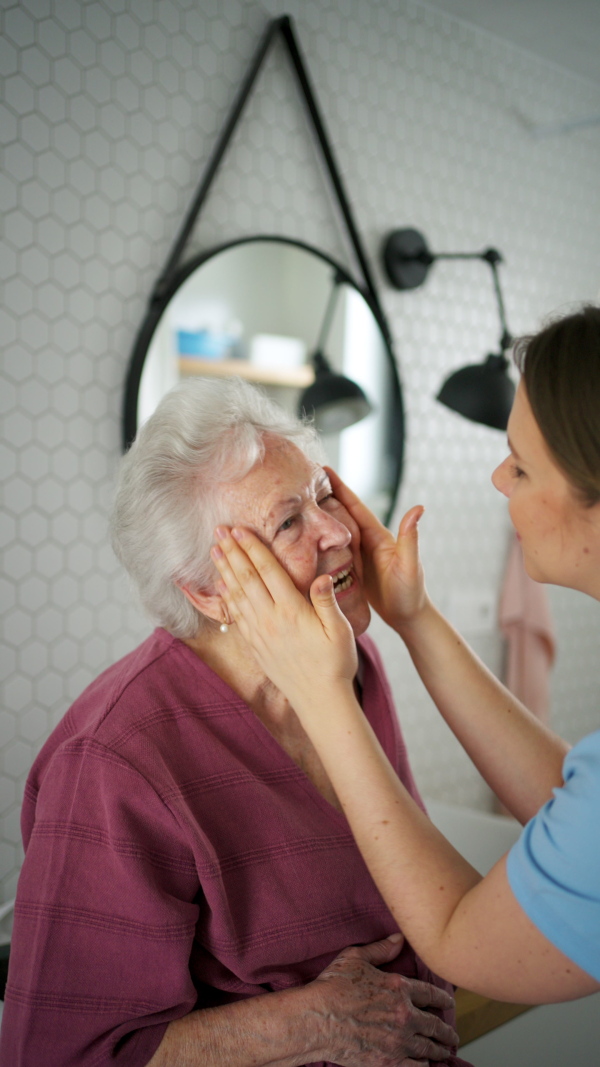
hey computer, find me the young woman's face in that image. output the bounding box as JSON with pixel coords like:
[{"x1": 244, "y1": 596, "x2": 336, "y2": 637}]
[
  {"x1": 221, "y1": 435, "x2": 372, "y2": 636},
  {"x1": 492, "y1": 380, "x2": 600, "y2": 596}
]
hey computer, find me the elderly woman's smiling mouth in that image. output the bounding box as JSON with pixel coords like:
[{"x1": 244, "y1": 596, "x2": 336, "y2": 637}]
[{"x1": 329, "y1": 562, "x2": 355, "y2": 595}]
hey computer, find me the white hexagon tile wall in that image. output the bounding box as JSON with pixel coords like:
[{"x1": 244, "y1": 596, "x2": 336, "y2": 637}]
[{"x1": 2, "y1": 0, "x2": 600, "y2": 924}]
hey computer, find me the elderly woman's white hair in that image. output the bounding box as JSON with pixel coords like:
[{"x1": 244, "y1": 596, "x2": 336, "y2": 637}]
[{"x1": 111, "y1": 376, "x2": 322, "y2": 638}]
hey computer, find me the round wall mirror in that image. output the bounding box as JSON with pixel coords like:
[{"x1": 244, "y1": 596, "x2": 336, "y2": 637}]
[{"x1": 124, "y1": 237, "x2": 404, "y2": 523}]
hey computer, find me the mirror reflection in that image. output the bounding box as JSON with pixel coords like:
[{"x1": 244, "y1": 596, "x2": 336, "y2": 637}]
[{"x1": 137, "y1": 238, "x2": 403, "y2": 521}]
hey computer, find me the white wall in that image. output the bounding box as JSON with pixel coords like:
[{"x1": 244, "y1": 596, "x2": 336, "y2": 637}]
[{"x1": 2, "y1": 0, "x2": 600, "y2": 910}]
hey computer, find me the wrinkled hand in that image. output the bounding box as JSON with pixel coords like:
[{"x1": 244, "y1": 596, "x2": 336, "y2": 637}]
[
  {"x1": 325, "y1": 468, "x2": 428, "y2": 632},
  {"x1": 211, "y1": 525, "x2": 357, "y2": 704},
  {"x1": 310, "y1": 934, "x2": 457, "y2": 1067}
]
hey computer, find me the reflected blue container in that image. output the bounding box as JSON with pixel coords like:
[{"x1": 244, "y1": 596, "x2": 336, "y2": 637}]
[{"x1": 176, "y1": 330, "x2": 232, "y2": 359}]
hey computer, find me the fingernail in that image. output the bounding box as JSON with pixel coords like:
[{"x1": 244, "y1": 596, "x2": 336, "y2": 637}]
[
  {"x1": 215, "y1": 527, "x2": 227, "y2": 541},
  {"x1": 231, "y1": 527, "x2": 245, "y2": 541},
  {"x1": 211, "y1": 545, "x2": 223, "y2": 560},
  {"x1": 388, "y1": 932, "x2": 403, "y2": 943}
]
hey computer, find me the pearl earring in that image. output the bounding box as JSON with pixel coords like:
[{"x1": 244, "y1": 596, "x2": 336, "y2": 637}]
[{"x1": 219, "y1": 607, "x2": 230, "y2": 634}]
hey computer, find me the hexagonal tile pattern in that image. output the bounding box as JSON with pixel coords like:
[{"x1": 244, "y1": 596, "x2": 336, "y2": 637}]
[{"x1": 2, "y1": 0, "x2": 600, "y2": 903}]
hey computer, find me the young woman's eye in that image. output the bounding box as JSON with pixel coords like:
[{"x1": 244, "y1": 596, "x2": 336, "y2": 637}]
[
  {"x1": 318, "y1": 493, "x2": 334, "y2": 507},
  {"x1": 511, "y1": 464, "x2": 525, "y2": 479}
]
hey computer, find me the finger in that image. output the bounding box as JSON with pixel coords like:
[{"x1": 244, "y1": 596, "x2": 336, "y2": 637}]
[
  {"x1": 411, "y1": 1033, "x2": 459, "y2": 1061},
  {"x1": 228, "y1": 525, "x2": 303, "y2": 603},
  {"x1": 309, "y1": 575, "x2": 352, "y2": 633},
  {"x1": 211, "y1": 531, "x2": 274, "y2": 617},
  {"x1": 324, "y1": 467, "x2": 386, "y2": 537},
  {"x1": 397, "y1": 504, "x2": 425, "y2": 539},
  {"x1": 411, "y1": 1007, "x2": 459, "y2": 1049},
  {"x1": 210, "y1": 552, "x2": 261, "y2": 634},
  {"x1": 350, "y1": 933, "x2": 405, "y2": 967},
  {"x1": 403, "y1": 976, "x2": 455, "y2": 1012},
  {"x1": 394, "y1": 506, "x2": 425, "y2": 583}
]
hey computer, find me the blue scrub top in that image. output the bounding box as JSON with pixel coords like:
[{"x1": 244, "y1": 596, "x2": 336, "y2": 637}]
[{"x1": 506, "y1": 728, "x2": 600, "y2": 982}]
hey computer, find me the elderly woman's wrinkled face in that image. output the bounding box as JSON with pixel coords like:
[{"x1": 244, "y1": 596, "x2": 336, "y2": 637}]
[{"x1": 221, "y1": 435, "x2": 371, "y2": 636}]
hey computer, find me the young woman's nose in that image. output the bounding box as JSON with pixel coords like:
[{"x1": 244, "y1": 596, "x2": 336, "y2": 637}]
[{"x1": 491, "y1": 456, "x2": 512, "y2": 498}]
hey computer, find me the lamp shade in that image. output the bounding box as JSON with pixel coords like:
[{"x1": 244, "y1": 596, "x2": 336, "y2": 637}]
[
  {"x1": 299, "y1": 351, "x2": 373, "y2": 433},
  {"x1": 437, "y1": 353, "x2": 515, "y2": 431}
]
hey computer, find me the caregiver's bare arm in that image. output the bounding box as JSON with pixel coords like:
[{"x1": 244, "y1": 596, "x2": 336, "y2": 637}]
[
  {"x1": 327, "y1": 469, "x2": 569, "y2": 824},
  {"x1": 285, "y1": 687, "x2": 600, "y2": 1004},
  {"x1": 396, "y1": 599, "x2": 567, "y2": 822},
  {"x1": 147, "y1": 937, "x2": 457, "y2": 1067},
  {"x1": 210, "y1": 526, "x2": 599, "y2": 1003}
]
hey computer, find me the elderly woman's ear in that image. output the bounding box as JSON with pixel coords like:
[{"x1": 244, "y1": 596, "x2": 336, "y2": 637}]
[{"x1": 176, "y1": 582, "x2": 227, "y2": 628}]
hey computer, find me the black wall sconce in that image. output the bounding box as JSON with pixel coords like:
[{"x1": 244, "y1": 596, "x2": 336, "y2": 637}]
[{"x1": 382, "y1": 228, "x2": 516, "y2": 430}]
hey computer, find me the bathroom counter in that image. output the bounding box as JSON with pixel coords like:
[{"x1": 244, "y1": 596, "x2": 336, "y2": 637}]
[{"x1": 455, "y1": 986, "x2": 531, "y2": 1045}]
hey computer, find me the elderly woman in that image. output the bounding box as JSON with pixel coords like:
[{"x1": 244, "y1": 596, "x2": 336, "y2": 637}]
[{"x1": 1, "y1": 378, "x2": 469, "y2": 1067}]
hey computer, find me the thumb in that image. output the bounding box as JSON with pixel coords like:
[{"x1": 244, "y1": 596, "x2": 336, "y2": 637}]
[
  {"x1": 398, "y1": 504, "x2": 424, "y2": 541},
  {"x1": 309, "y1": 576, "x2": 353, "y2": 639},
  {"x1": 354, "y1": 933, "x2": 405, "y2": 967},
  {"x1": 309, "y1": 574, "x2": 344, "y2": 619},
  {"x1": 397, "y1": 505, "x2": 424, "y2": 562}
]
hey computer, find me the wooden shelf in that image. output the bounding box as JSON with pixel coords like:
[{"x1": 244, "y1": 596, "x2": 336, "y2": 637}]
[
  {"x1": 178, "y1": 358, "x2": 314, "y2": 388},
  {"x1": 456, "y1": 987, "x2": 532, "y2": 1046}
]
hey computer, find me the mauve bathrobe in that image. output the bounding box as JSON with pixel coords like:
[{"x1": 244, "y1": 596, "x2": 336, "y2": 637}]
[{"x1": 1, "y1": 628, "x2": 471, "y2": 1066}]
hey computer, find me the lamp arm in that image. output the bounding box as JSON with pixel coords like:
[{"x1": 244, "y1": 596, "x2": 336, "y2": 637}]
[
  {"x1": 434, "y1": 248, "x2": 512, "y2": 352},
  {"x1": 314, "y1": 270, "x2": 345, "y2": 355},
  {"x1": 485, "y1": 256, "x2": 512, "y2": 351}
]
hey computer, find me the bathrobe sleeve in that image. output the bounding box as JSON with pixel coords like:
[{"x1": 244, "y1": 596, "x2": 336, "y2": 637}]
[{"x1": 1, "y1": 736, "x2": 201, "y2": 1067}]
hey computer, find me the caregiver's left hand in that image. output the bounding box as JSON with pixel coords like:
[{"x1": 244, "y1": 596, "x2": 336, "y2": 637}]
[{"x1": 211, "y1": 525, "x2": 358, "y2": 703}]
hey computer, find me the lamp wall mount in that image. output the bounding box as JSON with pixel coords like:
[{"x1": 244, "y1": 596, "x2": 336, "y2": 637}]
[
  {"x1": 382, "y1": 228, "x2": 516, "y2": 430},
  {"x1": 382, "y1": 227, "x2": 512, "y2": 350}
]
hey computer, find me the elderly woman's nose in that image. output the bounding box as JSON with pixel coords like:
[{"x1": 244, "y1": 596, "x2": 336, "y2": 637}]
[{"x1": 312, "y1": 507, "x2": 351, "y2": 548}]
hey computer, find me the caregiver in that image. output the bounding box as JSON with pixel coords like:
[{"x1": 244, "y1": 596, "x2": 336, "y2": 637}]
[{"x1": 212, "y1": 304, "x2": 600, "y2": 1006}]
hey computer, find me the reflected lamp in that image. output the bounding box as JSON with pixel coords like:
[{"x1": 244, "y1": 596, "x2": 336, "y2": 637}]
[{"x1": 299, "y1": 270, "x2": 373, "y2": 433}]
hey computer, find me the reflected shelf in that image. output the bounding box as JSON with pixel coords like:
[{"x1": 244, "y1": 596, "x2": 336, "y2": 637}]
[{"x1": 178, "y1": 357, "x2": 315, "y2": 388}]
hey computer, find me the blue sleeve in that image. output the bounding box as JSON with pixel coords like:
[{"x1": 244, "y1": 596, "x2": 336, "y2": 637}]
[{"x1": 506, "y1": 729, "x2": 600, "y2": 982}]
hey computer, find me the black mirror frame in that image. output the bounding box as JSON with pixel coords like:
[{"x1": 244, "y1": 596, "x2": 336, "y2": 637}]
[{"x1": 123, "y1": 234, "x2": 405, "y2": 525}]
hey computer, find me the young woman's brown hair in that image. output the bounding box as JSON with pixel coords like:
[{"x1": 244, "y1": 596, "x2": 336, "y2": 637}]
[{"x1": 513, "y1": 304, "x2": 600, "y2": 505}]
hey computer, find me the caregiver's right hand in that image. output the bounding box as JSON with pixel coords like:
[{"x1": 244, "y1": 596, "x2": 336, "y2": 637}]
[
  {"x1": 211, "y1": 525, "x2": 357, "y2": 702},
  {"x1": 310, "y1": 934, "x2": 458, "y2": 1066},
  {"x1": 325, "y1": 469, "x2": 429, "y2": 633}
]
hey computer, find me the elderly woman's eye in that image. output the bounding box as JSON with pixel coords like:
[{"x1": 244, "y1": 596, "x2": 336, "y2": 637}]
[{"x1": 278, "y1": 516, "x2": 296, "y2": 532}]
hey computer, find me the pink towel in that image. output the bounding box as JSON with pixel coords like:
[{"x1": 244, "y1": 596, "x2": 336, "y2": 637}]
[{"x1": 498, "y1": 533, "x2": 556, "y2": 722}]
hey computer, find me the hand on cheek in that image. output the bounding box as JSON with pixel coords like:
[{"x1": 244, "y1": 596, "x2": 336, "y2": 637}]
[{"x1": 210, "y1": 525, "x2": 357, "y2": 702}]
